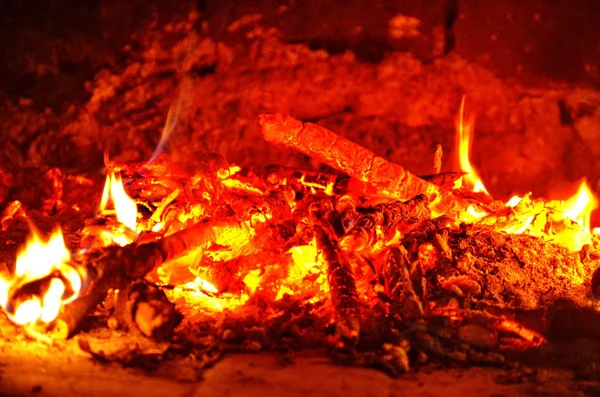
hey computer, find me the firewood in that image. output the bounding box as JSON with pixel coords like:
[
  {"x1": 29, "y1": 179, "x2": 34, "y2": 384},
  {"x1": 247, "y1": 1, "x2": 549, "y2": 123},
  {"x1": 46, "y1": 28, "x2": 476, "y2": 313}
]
[
  {"x1": 53, "y1": 216, "x2": 250, "y2": 337},
  {"x1": 259, "y1": 112, "x2": 436, "y2": 202},
  {"x1": 384, "y1": 246, "x2": 423, "y2": 319},
  {"x1": 114, "y1": 279, "x2": 182, "y2": 340},
  {"x1": 312, "y1": 224, "x2": 360, "y2": 347},
  {"x1": 258, "y1": 113, "x2": 480, "y2": 218},
  {"x1": 263, "y1": 165, "x2": 368, "y2": 196},
  {"x1": 338, "y1": 195, "x2": 430, "y2": 253}
]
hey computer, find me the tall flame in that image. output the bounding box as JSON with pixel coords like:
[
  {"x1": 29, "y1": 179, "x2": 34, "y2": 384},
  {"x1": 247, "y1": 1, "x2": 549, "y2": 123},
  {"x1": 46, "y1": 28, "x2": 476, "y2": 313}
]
[
  {"x1": 456, "y1": 96, "x2": 488, "y2": 194},
  {"x1": 0, "y1": 227, "x2": 82, "y2": 325},
  {"x1": 99, "y1": 171, "x2": 138, "y2": 231},
  {"x1": 562, "y1": 179, "x2": 598, "y2": 231}
]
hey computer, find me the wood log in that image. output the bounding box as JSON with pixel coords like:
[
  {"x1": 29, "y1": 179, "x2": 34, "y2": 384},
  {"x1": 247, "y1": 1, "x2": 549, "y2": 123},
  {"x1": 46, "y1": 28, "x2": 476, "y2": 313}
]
[
  {"x1": 259, "y1": 112, "x2": 437, "y2": 201},
  {"x1": 114, "y1": 279, "x2": 182, "y2": 340},
  {"x1": 258, "y1": 113, "x2": 480, "y2": 218},
  {"x1": 313, "y1": 224, "x2": 360, "y2": 347},
  {"x1": 384, "y1": 246, "x2": 423, "y2": 320},
  {"x1": 338, "y1": 195, "x2": 431, "y2": 253},
  {"x1": 53, "y1": 216, "x2": 249, "y2": 338}
]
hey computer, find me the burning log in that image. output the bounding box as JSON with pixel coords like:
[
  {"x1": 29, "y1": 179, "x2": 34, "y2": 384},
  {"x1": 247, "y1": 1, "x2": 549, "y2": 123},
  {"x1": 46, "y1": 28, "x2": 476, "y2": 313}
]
[
  {"x1": 338, "y1": 195, "x2": 431, "y2": 254},
  {"x1": 258, "y1": 113, "x2": 483, "y2": 219},
  {"x1": 384, "y1": 246, "x2": 423, "y2": 320},
  {"x1": 54, "y1": 216, "x2": 250, "y2": 337},
  {"x1": 114, "y1": 280, "x2": 182, "y2": 340},
  {"x1": 259, "y1": 112, "x2": 437, "y2": 202},
  {"x1": 312, "y1": 224, "x2": 360, "y2": 347}
]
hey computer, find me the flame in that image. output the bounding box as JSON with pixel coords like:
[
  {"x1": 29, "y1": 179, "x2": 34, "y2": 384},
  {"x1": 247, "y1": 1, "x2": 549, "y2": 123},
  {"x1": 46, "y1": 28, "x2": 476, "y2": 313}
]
[
  {"x1": 99, "y1": 171, "x2": 138, "y2": 231},
  {"x1": 561, "y1": 180, "x2": 598, "y2": 231},
  {"x1": 0, "y1": 227, "x2": 83, "y2": 325},
  {"x1": 505, "y1": 195, "x2": 523, "y2": 208},
  {"x1": 456, "y1": 96, "x2": 488, "y2": 194}
]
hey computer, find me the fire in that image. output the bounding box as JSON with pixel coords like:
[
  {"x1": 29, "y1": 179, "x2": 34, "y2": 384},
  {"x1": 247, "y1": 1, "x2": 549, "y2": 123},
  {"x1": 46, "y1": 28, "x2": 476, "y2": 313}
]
[
  {"x1": 99, "y1": 170, "x2": 138, "y2": 231},
  {"x1": 177, "y1": 276, "x2": 248, "y2": 312},
  {"x1": 276, "y1": 239, "x2": 329, "y2": 300},
  {"x1": 0, "y1": 227, "x2": 82, "y2": 325},
  {"x1": 505, "y1": 195, "x2": 523, "y2": 208},
  {"x1": 561, "y1": 180, "x2": 598, "y2": 231},
  {"x1": 456, "y1": 96, "x2": 488, "y2": 194}
]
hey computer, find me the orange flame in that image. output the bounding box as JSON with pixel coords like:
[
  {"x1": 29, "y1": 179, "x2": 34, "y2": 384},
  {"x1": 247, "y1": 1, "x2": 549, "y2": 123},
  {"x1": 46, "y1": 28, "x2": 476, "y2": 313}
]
[
  {"x1": 0, "y1": 227, "x2": 82, "y2": 325},
  {"x1": 456, "y1": 96, "x2": 488, "y2": 194},
  {"x1": 99, "y1": 171, "x2": 138, "y2": 231},
  {"x1": 562, "y1": 180, "x2": 598, "y2": 231}
]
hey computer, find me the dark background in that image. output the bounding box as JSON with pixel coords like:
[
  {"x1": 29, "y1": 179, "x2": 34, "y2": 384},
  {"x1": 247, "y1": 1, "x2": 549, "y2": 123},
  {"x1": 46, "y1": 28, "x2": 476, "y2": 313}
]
[{"x1": 0, "y1": 0, "x2": 599, "y2": 203}]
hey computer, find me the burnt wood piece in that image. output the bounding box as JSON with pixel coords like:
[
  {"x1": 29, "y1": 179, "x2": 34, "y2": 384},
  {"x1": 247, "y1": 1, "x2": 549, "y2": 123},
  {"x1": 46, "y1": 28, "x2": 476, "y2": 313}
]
[
  {"x1": 54, "y1": 216, "x2": 248, "y2": 337},
  {"x1": 420, "y1": 172, "x2": 466, "y2": 190},
  {"x1": 313, "y1": 224, "x2": 360, "y2": 347},
  {"x1": 259, "y1": 112, "x2": 436, "y2": 201},
  {"x1": 114, "y1": 279, "x2": 182, "y2": 339},
  {"x1": 384, "y1": 246, "x2": 423, "y2": 319},
  {"x1": 258, "y1": 113, "x2": 479, "y2": 218},
  {"x1": 338, "y1": 195, "x2": 431, "y2": 253},
  {"x1": 263, "y1": 165, "x2": 368, "y2": 197}
]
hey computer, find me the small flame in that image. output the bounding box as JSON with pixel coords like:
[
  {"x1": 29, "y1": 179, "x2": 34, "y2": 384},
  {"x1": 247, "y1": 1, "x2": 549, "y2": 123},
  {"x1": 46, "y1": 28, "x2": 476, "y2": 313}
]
[
  {"x1": 562, "y1": 180, "x2": 598, "y2": 231},
  {"x1": 99, "y1": 171, "x2": 138, "y2": 231},
  {"x1": 505, "y1": 195, "x2": 523, "y2": 208},
  {"x1": 456, "y1": 96, "x2": 488, "y2": 194},
  {"x1": 0, "y1": 227, "x2": 83, "y2": 325}
]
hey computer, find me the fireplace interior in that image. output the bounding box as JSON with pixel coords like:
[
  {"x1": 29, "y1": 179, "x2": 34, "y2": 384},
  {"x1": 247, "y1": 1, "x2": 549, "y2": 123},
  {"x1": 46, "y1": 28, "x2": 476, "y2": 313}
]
[{"x1": 1, "y1": 1, "x2": 600, "y2": 396}]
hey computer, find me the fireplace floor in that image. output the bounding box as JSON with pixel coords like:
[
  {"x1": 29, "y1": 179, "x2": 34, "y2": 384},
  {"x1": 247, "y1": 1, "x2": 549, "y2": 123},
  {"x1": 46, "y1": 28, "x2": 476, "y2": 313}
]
[{"x1": 1, "y1": 332, "x2": 600, "y2": 397}]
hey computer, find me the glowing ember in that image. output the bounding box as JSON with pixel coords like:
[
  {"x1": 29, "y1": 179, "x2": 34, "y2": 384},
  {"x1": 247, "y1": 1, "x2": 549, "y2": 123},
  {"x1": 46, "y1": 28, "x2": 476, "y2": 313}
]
[
  {"x1": 0, "y1": 227, "x2": 83, "y2": 325},
  {"x1": 562, "y1": 179, "x2": 598, "y2": 231},
  {"x1": 99, "y1": 170, "x2": 138, "y2": 231},
  {"x1": 176, "y1": 276, "x2": 248, "y2": 312},
  {"x1": 242, "y1": 269, "x2": 262, "y2": 294},
  {"x1": 456, "y1": 96, "x2": 488, "y2": 194},
  {"x1": 276, "y1": 239, "x2": 328, "y2": 300}
]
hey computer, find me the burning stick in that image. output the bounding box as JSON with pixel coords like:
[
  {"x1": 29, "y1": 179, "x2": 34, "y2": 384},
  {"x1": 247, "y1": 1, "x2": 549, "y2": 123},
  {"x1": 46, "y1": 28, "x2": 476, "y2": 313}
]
[
  {"x1": 114, "y1": 280, "x2": 182, "y2": 339},
  {"x1": 259, "y1": 113, "x2": 439, "y2": 201},
  {"x1": 54, "y1": 216, "x2": 250, "y2": 337},
  {"x1": 339, "y1": 195, "x2": 431, "y2": 253},
  {"x1": 384, "y1": 247, "x2": 423, "y2": 319},
  {"x1": 313, "y1": 224, "x2": 360, "y2": 347}
]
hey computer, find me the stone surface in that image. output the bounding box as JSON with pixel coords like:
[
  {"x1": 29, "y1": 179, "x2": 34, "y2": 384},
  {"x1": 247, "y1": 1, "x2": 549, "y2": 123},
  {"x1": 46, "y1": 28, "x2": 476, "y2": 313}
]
[{"x1": 0, "y1": 340, "x2": 596, "y2": 397}]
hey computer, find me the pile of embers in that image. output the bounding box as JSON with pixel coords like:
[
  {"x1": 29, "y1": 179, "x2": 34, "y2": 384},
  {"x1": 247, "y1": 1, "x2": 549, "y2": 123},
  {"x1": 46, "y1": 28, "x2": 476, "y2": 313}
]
[{"x1": 1, "y1": 112, "x2": 599, "y2": 376}]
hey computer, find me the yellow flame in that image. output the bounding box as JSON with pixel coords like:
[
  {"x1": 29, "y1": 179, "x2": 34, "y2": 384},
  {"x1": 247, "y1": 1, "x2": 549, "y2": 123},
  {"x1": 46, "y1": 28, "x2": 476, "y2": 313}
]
[
  {"x1": 99, "y1": 171, "x2": 138, "y2": 231},
  {"x1": 0, "y1": 227, "x2": 83, "y2": 325},
  {"x1": 242, "y1": 269, "x2": 262, "y2": 295},
  {"x1": 562, "y1": 180, "x2": 598, "y2": 231},
  {"x1": 276, "y1": 239, "x2": 328, "y2": 300},
  {"x1": 505, "y1": 195, "x2": 523, "y2": 208},
  {"x1": 456, "y1": 96, "x2": 488, "y2": 194}
]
